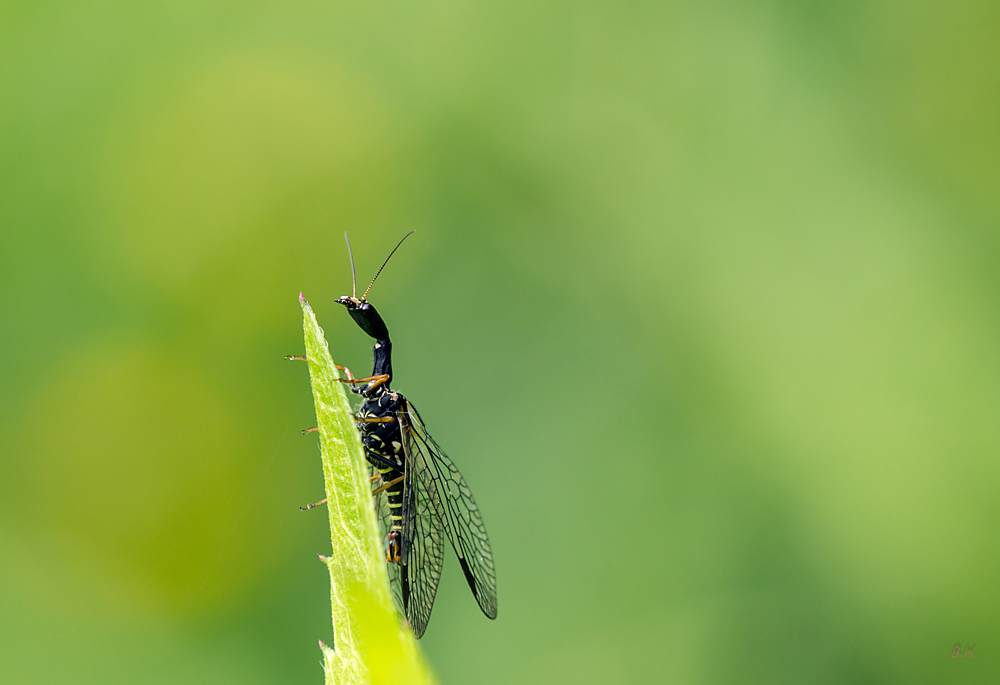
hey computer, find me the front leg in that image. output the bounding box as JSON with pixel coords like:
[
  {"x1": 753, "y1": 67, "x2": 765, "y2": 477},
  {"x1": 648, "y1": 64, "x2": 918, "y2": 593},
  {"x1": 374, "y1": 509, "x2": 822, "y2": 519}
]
[
  {"x1": 335, "y1": 364, "x2": 367, "y2": 395},
  {"x1": 338, "y1": 374, "x2": 390, "y2": 394}
]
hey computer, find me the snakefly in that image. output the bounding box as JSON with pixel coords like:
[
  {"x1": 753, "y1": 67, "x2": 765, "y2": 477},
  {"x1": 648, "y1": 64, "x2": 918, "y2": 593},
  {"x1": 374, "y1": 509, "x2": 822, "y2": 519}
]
[{"x1": 302, "y1": 232, "x2": 497, "y2": 638}]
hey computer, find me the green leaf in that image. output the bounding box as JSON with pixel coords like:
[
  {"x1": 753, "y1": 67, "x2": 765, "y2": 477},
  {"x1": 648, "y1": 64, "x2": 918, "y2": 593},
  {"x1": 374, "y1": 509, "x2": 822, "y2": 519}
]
[{"x1": 298, "y1": 293, "x2": 436, "y2": 685}]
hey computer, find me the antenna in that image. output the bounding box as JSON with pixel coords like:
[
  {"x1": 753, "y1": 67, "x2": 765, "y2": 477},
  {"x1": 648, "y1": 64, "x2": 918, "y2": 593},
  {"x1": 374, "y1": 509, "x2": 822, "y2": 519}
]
[
  {"x1": 344, "y1": 232, "x2": 357, "y2": 299},
  {"x1": 362, "y1": 231, "x2": 415, "y2": 301}
]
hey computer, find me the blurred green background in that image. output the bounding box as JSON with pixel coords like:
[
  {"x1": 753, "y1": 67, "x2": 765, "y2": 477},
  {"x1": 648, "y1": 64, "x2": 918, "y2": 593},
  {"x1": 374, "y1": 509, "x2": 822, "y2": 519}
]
[{"x1": 1, "y1": 1, "x2": 998, "y2": 683}]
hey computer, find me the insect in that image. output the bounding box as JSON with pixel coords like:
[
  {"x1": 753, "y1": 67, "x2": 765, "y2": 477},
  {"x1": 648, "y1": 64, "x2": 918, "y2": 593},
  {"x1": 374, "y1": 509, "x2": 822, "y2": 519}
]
[{"x1": 300, "y1": 231, "x2": 497, "y2": 638}]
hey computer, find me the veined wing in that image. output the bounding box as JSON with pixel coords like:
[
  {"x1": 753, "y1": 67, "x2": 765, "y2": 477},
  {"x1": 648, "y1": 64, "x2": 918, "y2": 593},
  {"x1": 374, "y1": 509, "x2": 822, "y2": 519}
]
[
  {"x1": 402, "y1": 401, "x2": 497, "y2": 620},
  {"x1": 397, "y1": 412, "x2": 446, "y2": 638},
  {"x1": 370, "y1": 464, "x2": 404, "y2": 618}
]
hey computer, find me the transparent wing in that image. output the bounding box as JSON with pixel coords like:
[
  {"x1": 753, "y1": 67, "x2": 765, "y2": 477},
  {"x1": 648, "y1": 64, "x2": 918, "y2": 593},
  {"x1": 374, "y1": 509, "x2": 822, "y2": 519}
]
[
  {"x1": 402, "y1": 401, "x2": 497, "y2": 620},
  {"x1": 398, "y1": 412, "x2": 446, "y2": 638},
  {"x1": 370, "y1": 464, "x2": 404, "y2": 616}
]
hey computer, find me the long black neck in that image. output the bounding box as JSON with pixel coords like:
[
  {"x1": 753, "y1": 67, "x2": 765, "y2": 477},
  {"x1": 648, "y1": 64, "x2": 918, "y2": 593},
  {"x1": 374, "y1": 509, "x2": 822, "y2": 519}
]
[{"x1": 372, "y1": 338, "x2": 392, "y2": 386}]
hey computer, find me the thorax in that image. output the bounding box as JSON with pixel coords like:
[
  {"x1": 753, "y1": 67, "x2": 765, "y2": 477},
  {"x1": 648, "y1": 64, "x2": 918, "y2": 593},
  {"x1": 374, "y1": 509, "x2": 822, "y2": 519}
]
[
  {"x1": 358, "y1": 387, "x2": 407, "y2": 465},
  {"x1": 359, "y1": 387, "x2": 405, "y2": 420}
]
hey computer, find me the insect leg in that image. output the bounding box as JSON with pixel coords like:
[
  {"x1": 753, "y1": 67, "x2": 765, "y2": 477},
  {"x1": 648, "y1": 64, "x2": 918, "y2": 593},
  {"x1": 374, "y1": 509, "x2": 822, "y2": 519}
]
[
  {"x1": 284, "y1": 355, "x2": 307, "y2": 361},
  {"x1": 354, "y1": 416, "x2": 394, "y2": 424},
  {"x1": 300, "y1": 497, "x2": 328, "y2": 511},
  {"x1": 364, "y1": 450, "x2": 402, "y2": 472},
  {"x1": 301, "y1": 426, "x2": 319, "y2": 434},
  {"x1": 338, "y1": 374, "x2": 390, "y2": 392},
  {"x1": 372, "y1": 474, "x2": 404, "y2": 496}
]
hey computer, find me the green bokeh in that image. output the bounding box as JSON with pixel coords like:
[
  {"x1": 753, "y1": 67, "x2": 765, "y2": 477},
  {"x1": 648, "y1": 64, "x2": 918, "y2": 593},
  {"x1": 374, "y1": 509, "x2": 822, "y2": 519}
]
[{"x1": 1, "y1": 1, "x2": 998, "y2": 683}]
